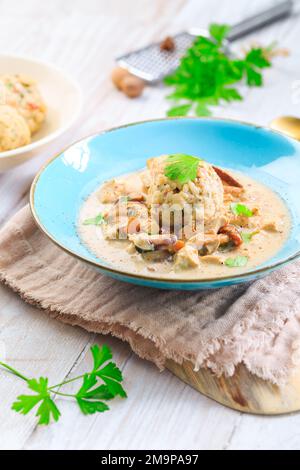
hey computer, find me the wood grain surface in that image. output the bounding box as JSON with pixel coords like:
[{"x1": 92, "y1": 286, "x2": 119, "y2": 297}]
[{"x1": 1, "y1": 0, "x2": 300, "y2": 450}]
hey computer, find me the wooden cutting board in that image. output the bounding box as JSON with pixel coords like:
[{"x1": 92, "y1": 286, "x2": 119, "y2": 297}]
[{"x1": 166, "y1": 360, "x2": 300, "y2": 415}]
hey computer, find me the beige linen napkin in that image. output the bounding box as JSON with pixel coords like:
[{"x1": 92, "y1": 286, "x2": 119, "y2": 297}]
[{"x1": 1, "y1": 205, "x2": 300, "y2": 385}]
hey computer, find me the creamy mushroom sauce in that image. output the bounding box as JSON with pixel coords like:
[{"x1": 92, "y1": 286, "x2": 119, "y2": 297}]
[{"x1": 78, "y1": 166, "x2": 290, "y2": 280}]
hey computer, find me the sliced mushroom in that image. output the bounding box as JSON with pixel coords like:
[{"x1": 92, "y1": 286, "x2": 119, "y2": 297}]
[
  {"x1": 219, "y1": 224, "x2": 243, "y2": 246},
  {"x1": 213, "y1": 166, "x2": 243, "y2": 188},
  {"x1": 129, "y1": 233, "x2": 177, "y2": 253},
  {"x1": 129, "y1": 233, "x2": 155, "y2": 252},
  {"x1": 188, "y1": 233, "x2": 220, "y2": 255},
  {"x1": 262, "y1": 221, "x2": 282, "y2": 233}
]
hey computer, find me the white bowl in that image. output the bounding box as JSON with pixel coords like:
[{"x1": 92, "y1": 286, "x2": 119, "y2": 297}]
[{"x1": 0, "y1": 54, "x2": 82, "y2": 171}]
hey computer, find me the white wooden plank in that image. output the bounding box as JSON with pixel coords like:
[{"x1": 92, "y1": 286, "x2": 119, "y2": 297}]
[{"x1": 24, "y1": 352, "x2": 241, "y2": 450}]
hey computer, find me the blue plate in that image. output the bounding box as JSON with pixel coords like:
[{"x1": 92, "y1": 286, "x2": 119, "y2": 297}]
[{"x1": 30, "y1": 118, "x2": 300, "y2": 290}]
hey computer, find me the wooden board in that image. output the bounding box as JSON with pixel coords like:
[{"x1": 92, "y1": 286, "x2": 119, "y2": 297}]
[{"x1": 167, "y1": 361, "x2": 300, "y2": 415}]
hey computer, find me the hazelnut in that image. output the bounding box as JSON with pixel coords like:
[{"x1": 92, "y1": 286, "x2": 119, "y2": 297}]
[
  {"x1": 160, "y1": 36, "x2": 175, "y2": 52},
  {"x1": 111, "y1": 67, "x2": 131, "y2": 90},
  {"x1": 120, "y1": 75, "x2": 145, "y2": 98}
]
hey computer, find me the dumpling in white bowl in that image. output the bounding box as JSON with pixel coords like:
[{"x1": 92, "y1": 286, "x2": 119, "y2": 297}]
[
  {"x1": 0, "y1": 104, "x2": 30, "y2": 151},
  {"x1": 0, "y1": 74, "x2": 46, "y2": 134}
]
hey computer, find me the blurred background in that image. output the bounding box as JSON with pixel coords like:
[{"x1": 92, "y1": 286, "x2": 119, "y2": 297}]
[{"x1": 1, "y1": 0, "x2": 298, "y2": 132}]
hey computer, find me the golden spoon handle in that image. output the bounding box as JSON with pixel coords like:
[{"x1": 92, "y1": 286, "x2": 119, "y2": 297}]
[{"x1": 270, "y1": 116, "x2": 300, "y2": 140}]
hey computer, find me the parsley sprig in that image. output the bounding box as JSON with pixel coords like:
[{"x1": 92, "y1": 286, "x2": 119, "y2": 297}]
[
  {"x1": 83, "y1": 213, "x2": 106, "y2": 226},
  {"x1": 164, "y1": 23, "x2": 272, "y2": 117},
  {"x1": 0, "y1": 344, "x2": 126, "y2": 425},
  {"x1": 230, "y1": 202, "x2": 253, "y2": 217},
  {"x1": 241, "y1": 230, "x2": 259, "y2": 244},
  {"x1": 225, "y1": 255, "x2": 248, "y2": 268},
  {"x1": 164, "y1": 154, "x2": 202, "y2": 184}
]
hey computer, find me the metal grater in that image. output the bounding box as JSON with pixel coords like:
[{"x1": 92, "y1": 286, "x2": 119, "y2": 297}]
[
  {"x1": 116, "y1": 0, "x2": 293, "y2": 83},
  {"x1": 117, "y1": 31, "x2": 198, "y2": 82}
]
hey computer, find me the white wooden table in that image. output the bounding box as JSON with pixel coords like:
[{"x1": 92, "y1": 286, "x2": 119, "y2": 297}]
[{"x1": 1, "y1": 0, "x2": 300, "y2": 450}]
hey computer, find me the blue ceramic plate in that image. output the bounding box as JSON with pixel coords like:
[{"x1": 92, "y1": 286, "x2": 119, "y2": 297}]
[{"x1": 30, "y1": 118, "x2": 300, "y2": 290}]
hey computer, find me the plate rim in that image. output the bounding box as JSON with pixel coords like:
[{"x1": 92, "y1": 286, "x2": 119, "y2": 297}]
[{"x1": 30, "y1": 116, "x2": 300, "y2": 285}]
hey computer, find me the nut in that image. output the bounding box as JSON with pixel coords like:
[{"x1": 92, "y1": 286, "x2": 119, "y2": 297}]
[
  {"x1": 120, "y1": 75, "x2": 145, "y2": 98},
  {"x1": 111, "y1": 67, "x2": 130, "y2": 90},
  {"x1": 160, "y1": 36, "x2": 175, "y2": 51}
]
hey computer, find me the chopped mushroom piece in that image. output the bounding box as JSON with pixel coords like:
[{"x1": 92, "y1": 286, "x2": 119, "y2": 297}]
[
  {"x1": 219, "y1": 224, "x2": 243, "y2": 246},
  {"x1": 262, "y1": 221, "x2": 281, "y2": 232},
  {"x1": 212, "y1": 166, "x2": 243, "y2": 188},
  {"x1": 129, "y1": 233, "x2": 177, "y2": 253},
  {"x1": 188, "y1": 233, "x2": 219, "y2": 254},
  {"x1": 174, "y1": 245, "x2": 200, "y2": 269},
  {"x1": 201, "y1": 254, "x2": 223, "y2": 264}
]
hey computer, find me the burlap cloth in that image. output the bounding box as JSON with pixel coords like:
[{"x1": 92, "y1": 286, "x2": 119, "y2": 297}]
[{"x1": 1, "y1": 205, "x2": 300, "y2": 386}]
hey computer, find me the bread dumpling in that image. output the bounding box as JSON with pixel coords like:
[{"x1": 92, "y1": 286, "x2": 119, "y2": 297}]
[
  {"x1": 0, "y1": 74, "x2": 46, "y2": 134},
  {"x1": 0, "y1": 105, "x2": 31, "y2": 151}
]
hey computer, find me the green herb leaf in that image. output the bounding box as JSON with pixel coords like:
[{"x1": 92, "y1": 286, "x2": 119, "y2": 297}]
[
  {"x1": 36, "y1": 397, "x2": 61, "y2": 425},
  {"x1": 209, "y1": 23, "x2": 231, "y2": 44},
  {"x1": 246, "y1": 48, "x2": 271, "y2": 69},
  {"x1": 75, "y1": 373, "x2": 113, "y2": 414},
  {"x1": 12, "y1": 377, "x2": 61, "y2": 425},
  {"x1": 167, "y1": 104, "x2": 192, "y2": 117},
  {"x1": 164, "y1": 154, "x2": 202, "y2": 184},
  {"x1": 230, "y1": 203, "x2": 253, "y2": 217},
  {"x1": 195, "y1": 101, "x2": 212, "y2": 117},
  {"x1": 245, "y1": 66, "x2": 263, "y2": 87},
  {"x1": 2, "y1": 343, "x2": 127, "y2": 426},
  {"x1": 241, "y1": 231, "x2": 259, "y2": 244},
  {"x1": 83, "y1": 213, "x2": 105, "y2": 226},
  {"x1": 76, "y1": 398, "x2": 109, "y2": 415},
  {"x1": 225, "y1": 255, "x2": 248, "y2": 268},
  {"x1": 91, "y1": 344, "x2": 113, "y2": 371},
  {"x1": 164, "y1": 22, "x2": 275, "y2": 117},
  {"x1": 96, "y1": 362, "x2": 127, "y2": 398}
]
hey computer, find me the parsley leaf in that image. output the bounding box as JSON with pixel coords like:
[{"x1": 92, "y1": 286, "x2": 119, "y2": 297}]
[
  {"x1": 75, "y1": 344, "x2": 126, "y2": 415},
  {"x1": 96, "y1": 362, "x2": 127, "y2": 398},
  {"x1": 164, "y1": 23, "x2": 274, "y2": 117},
  {"x1": 12, "y1": 377, "x2": 61, "y2": 425},
  {"x1": 1, "y1": 343, "x2": 126, "y2": 426},
  {"x1": 75, "y1": 374, "x2": 113, "y2": 415},
  {"x1": 91, "y1": 344, "x2": 113, "y2": 370},
  {"x1": 164, "y1": 154, "x2": 202, "y2": 184},
  {"x1": 76, "y1": 398, "x2": 109, "y2": 415},
  {"x1": 225, "y1": 255, "x2": 248, "y2": 268},
  {"x1": 230, "y1": 203, "x2": 253, "y2": 217},
  {"x1": 167, "y1": 104, "x2": 192, "y2": 117},
  {"x1": 83, "y1": 213, "x2": 105, "y2": 226},
  {"x1": 209, "y1": 23, "x2": 231, "y2": 44},
  {"x1": 241, "y1": 231, "x2": 259, "y2": 244}
]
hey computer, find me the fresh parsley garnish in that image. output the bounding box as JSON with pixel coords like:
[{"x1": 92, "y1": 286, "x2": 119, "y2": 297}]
[
  {"x1": 0, "y1": 344, "x2": 126, "y2": 425},
  {"x1": 83, "y1": 213, "x2": 106, "y2": 226},
  {"x1": 12, "y1": 377, "x2": 61, "y2": 425},
  {"x1": 164, "y1": 154, "x2": 202, "y2": 184},
  {"x1": 225, "y1": 255, "x2": 248, "y2": 268},
  {"x1": 164, "y1": 23, "x2": 273, "y2": 117},
  {"x1": 230, "y1": 203, "x2": 253, "y2": 217},
  {"x1": 241, "y1": 230, "x2": 259, "y2": 244}
]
